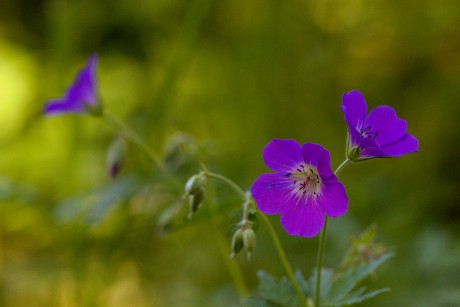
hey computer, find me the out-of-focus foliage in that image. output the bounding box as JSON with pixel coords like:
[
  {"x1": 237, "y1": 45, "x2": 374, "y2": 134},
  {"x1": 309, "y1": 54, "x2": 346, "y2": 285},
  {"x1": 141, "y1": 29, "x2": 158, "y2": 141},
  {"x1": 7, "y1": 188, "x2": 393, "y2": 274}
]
[
  {"x1": 1, "y1": 0, "x2": 460, "y2": 306},
  {"x1": 243, "y1": 227, "x2": 392, "y2": 307}
]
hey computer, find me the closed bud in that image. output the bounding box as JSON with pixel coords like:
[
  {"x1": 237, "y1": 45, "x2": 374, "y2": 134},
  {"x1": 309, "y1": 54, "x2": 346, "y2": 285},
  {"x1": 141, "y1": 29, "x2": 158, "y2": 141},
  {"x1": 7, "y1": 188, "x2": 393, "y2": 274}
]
[
  {"x1": 243, "y1": 228, "x2": 256, "y2": 260},
  {"x1": 185, "y1": 174, "x2": 206, "y2": 195},
  {"x1": 106, "y1": 136, "x2": 126, "y2": 178},
  {"x1": 230, "y1": 228, "x2": 244, "y2": 258},
  {"x1": 187, "y1": 187, "x2": 205, "y2": 220}
]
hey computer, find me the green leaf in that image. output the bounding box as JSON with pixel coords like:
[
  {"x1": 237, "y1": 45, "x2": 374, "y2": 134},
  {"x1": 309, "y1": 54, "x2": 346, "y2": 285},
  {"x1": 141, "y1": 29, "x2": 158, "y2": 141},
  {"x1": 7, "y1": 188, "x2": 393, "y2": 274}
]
[
  {"x1": 241, "y1": 298, "x2": 271, "y2": 307},
  {"x1": 255, "y1": 270, "x2": 303, "y2": 307},
  {"x1": 309, "y1": 268, "x2": 334, "y2": 301},
  {"x1": 295, "y1": 270, "x2": 312, "y2": 297},
  {"x1": 333, "y1": 287, "x2": 390, "y2": 306},
  {"x1": 327, "y1": 253, "x2": 393, "y2": 304},
  {"x1": 54, "y1": 175, "x2": 144, "y2": 225}
]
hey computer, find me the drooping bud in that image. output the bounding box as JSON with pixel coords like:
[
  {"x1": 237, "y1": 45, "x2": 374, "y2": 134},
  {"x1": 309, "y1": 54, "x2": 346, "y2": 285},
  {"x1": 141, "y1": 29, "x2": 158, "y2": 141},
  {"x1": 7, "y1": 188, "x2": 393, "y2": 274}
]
[
  {"x1": 106, "y1": 136, "x2": 126, "y2": 178},
  {"x1": 187, "y1": 187, "x2": 206, "y2": 220},
  {"x1": 185, "y1": 173, "x2": 206, "y2": 195},
  {"x1": 230, "y1": 228, "x2": 244, "y2": 258},
  {"x1": 243, "y1": 228, "x2": 256, "y2": 260}
]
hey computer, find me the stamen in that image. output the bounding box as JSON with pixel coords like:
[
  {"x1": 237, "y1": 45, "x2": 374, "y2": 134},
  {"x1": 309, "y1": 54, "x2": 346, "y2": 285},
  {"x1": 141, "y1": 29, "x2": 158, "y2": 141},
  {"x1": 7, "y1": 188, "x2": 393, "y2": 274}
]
[{"x1": 287, "y1": 162, "x2": 322, "y2": 199}]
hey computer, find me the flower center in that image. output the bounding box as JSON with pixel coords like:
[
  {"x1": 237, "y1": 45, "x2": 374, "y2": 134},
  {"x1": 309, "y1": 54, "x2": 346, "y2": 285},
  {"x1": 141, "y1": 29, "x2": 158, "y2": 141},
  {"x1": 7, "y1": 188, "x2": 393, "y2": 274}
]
[
  {"x1": 360, "y1": 126, "x2": 378, "y2": 140},
  {"x1": 285, "y1": 163, "x2": 322, "y2": 199}
]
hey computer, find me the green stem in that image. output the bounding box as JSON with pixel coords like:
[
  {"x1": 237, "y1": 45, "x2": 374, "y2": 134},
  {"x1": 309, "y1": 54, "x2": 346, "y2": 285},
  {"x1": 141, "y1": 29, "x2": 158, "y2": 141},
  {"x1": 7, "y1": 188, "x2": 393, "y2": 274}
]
[
  {"x1": 314, "y1": 159, "x2": 350, "y2": 307},
  {"x1": 204, "y1": 170, "x2": 307, "y2": 306},
  {"x1": 258, "y1": 212, "x2": 307, "y2": 306},
  {"x1": 314, "y1": 216, "x2": 328, "y2": 307},
  {"x1": 334, "y1": 159, "x2": 350, "y2": 176},
  {"x1": 203, "y1": 171, "x2": 247, "y2": 201},
  {"x1": 102, "y1": 112, "x2": 164, "y2": 171},
  {"x1": 101, "y1": 112, "x2": 183, "y2": 192}
]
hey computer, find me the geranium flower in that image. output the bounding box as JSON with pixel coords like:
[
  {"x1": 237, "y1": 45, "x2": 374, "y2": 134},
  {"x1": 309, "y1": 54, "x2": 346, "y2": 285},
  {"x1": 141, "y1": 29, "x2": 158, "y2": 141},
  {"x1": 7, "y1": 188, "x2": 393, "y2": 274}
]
[
  {"x1": 43, "y1": 55, "x2": 102, "y2": 116},
  {"x1": 251, "y1": 139, "x2": 348, "y2": 237},
  {"x1": 341, "y1": 90, "x2": 418, "y2": 161}
]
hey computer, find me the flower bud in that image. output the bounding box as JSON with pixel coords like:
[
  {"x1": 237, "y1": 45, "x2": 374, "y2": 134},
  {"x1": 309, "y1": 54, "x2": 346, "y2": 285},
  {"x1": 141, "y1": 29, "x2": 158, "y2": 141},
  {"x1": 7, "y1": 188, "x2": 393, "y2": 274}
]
[
  {"x1": 187, "y1": 187, "x2": 205, "y2": 220},
  {"x1": 230, "y1": 228, "x2": 244, "y2": 258},
  {"x1": 243, "y1": 228, "x2": 256, "y2": 259},
  {"x1": 185, "y1": 174, "x2": 206, "y2": 195},
  {"x1": 106, "y1": 136, "x2": 126, "y2": 178}
]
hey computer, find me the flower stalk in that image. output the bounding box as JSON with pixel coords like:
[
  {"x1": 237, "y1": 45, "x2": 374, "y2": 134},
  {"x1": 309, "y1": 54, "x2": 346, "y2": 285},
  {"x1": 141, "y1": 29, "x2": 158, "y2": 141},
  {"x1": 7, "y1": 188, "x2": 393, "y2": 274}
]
[
  {"x1": 314, "y1": 159, "x2": 350, "y2": 307},
  {"x1": 102, "y1": 112, "x2": 164, "y2": 170},
  {"x1": 203, "y1": 170, "x2": 307, "y2": 306},
  {"x1": 258, "y1": 211, "x2": 307, "y2": 306}
]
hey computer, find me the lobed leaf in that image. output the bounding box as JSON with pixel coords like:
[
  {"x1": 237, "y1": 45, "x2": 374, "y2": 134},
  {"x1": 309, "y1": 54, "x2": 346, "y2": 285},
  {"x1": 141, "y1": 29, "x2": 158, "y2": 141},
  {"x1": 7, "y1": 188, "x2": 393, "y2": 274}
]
[
  {"x1": 326, "y1": 253, "x2": 393, "y2": 304},
  {"x1": 332, "y1": 287, "x2": 390, "y2": 306}
]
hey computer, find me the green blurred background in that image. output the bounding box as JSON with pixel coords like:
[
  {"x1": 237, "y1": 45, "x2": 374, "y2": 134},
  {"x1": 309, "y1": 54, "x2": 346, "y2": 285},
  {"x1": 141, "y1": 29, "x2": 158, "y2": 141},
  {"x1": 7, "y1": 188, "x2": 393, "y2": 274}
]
[{"x1": 1, "y1": 0, "x2": 460, "y2": 306}]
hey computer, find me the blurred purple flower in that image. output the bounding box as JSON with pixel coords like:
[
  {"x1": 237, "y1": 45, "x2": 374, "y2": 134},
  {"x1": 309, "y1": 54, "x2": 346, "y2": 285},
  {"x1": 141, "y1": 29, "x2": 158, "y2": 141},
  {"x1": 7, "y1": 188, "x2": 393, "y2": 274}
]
[
  {"x1": 251, "y1": 139, "x2": 348, "y2": 237},
  {"x1": 43, "y1": 55, "x2": 102, "y2": 116},
  {"x1": 341, "y1": 90, "x2": 418, "y2": 161}
]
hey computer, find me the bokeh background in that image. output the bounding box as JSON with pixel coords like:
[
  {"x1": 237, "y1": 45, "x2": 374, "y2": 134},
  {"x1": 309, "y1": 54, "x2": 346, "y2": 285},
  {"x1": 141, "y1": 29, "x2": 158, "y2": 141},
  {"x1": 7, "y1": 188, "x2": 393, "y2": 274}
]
[{"x1": 1, "y1": 0, "x2": 460, "y2": 306}]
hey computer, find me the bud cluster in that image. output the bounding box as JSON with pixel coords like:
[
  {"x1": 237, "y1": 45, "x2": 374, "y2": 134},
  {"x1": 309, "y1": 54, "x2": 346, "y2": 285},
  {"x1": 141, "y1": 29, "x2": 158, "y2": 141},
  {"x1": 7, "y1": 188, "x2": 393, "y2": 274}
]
[
  {"x1": 230, "y1": 198, "x2": 256, "y2": 260},
  {"x1": 230, "y1": 224, "x2": 256, "y2": 260}
]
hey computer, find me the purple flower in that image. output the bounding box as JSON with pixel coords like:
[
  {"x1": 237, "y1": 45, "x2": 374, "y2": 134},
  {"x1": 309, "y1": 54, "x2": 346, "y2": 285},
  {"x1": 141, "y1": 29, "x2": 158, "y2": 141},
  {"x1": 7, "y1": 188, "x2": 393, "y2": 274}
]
[
  {"x1": 251, "y1": 139, "x2": 348, "y2": 237},
  {"x1": 341, "y1": 90, "x2": 418, "y2": 161},
  {"x1": 43, "y1": 55, "x2": 102, "y2": 116}
]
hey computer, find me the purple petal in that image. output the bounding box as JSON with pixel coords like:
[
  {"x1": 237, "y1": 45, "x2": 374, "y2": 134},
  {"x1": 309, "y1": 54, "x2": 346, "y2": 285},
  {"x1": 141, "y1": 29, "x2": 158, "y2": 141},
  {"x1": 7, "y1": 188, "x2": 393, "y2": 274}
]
[
  {"x1": 251, "y1": 173, "x2": 294, "y2": 215},
  {"x1": 382, "y1": 133, "x2": 418, "y2": 157},
  {"x1": 364, "y1": 106, "x2": 407, "y2": 146},
  {"x1": 341, "y1": 90, "x2": 367, "y2": 128},
  {"x1": 43, "y1": 99, "x2": 86, "y2": 115},
  {"x1": 320, "y1": 177, "x2": 348, "y2": 217},
  {"x1": 301, "y1": 143, "x2": 332, "y2": 178},
  {"x1": 66, "y1": 54, "x2": 98, "y2": 107},
  {"x1": 347, "y1": 123, "x2": 362, "y2": 148},
  {"x1": 359, "y1": 138, "x2": 386, "y2": 158},
  {"x1": 280, "y1": 197, "x2": 325, "y2": 237},
  {"x1": 43, "y1": 55, "x2": 99, "y2": 116},
  {"x1": 262, "y1": 139, "x2": 303, "y2": 173}
]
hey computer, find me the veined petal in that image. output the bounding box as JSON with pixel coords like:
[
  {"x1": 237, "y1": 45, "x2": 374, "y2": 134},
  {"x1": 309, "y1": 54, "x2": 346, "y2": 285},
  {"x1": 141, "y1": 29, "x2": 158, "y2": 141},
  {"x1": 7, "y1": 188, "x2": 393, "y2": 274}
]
[
  {"x1": 251, "y1": 173, "x2": 294, "y2": 215},
  {"x1": 301, "y1": 143, "x2": 332, "y2": 178},
  {"x1": 280, "y1": 197, "x2": 325, "y2": 237},
  {"x1": 347, "y1": 123, "x2": 362, "y2": 148},
  {"x1": 262, "y1": 139, "x2": 302, "y2": 173},
  {"x1": 320, "y1": 177, "x2": 348, "y2": 217},
  {"x1": 341, "y1": 90, "x2": 367, "y2": 128},
  {"x1": 382, "y1": 133, "x2": 418, "y2": 157},
  {"x1": 360, "y1": 138, "x2": 386, "y2": 158},
  {"x1": 364, "y1": 106, "x2": 407, "y2": 146}
]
